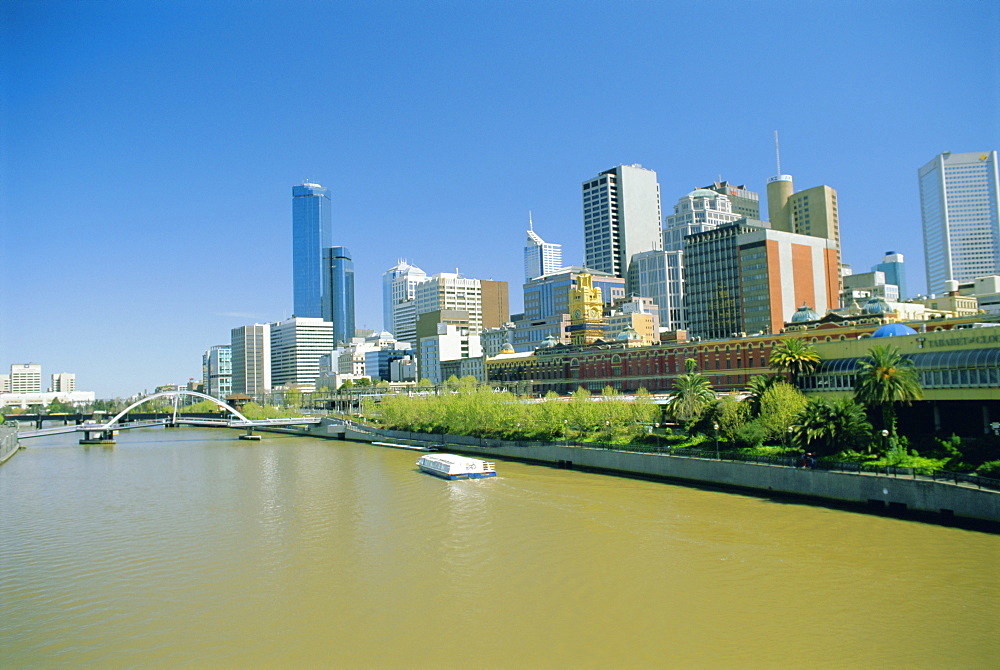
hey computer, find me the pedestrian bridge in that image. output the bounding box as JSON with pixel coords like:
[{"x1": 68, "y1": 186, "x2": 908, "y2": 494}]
[{"x1": 15, "y1": 390, "x2": 321, "y2": 443}]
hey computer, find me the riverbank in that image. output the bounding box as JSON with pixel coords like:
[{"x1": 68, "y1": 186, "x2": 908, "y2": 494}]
[{"x1": 0, "y1": 424, "x2": 20, "y2": 466}]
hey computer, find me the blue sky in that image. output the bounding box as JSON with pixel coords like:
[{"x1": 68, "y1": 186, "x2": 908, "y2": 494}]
[{"x1": 2, "y1": 0, "x2": 998, "y2": 398}]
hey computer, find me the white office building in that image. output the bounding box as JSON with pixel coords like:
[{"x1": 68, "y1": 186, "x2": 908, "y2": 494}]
[
  {"x1": 414, "y1": 272, "x2": 484, "y2": 333},
  {"x1": 919, "y1": 150, "x2": 1000, "y2": 295},
  {"x1": 202, "y1": 345, "x2": 232, "y2": 399},
  {"x1": 9, "y1": 364, "x2": 41, "y2": 393},
  {"x1": 583, "y1": 164, "x2": 662, "y2": 278},
  {"x1": 270, "y1": 317, "x2": 334, "y2": 392},
  {"x1": 418, "y1": 323, "x2": 483, "y2": 385},
  {"x1": 382, "y1": 260, "x2": 429, "y2": 341},
  {"x1": 524, "y1": 214, "x2": 563, "y2": 282},
  {"x1": 231, "y1": 323, "x2": 271, "y2": 396},
  {"x1": 50, "y1": 373, "x2": 75, "y2": 393},
  {"x1": 662, "y1": 189, "x2": 742, "y2": 251}
]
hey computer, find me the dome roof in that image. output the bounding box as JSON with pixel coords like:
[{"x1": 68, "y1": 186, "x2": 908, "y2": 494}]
[
  {"x1": 616, "y1": 326, "x2": 642, "y2": 342},
  {"x1": 871, "y1": 323, "x2": 918, "y2": 338},
  {"x1": 861, "y1": 296, "x2": 892, "y2": 315},
  {"x1": 790, "y1": 303, "x2": 821, "y2": 323},
  {"x1": 688, "y1": 188, "x2": 722, "y2": 199},
  {"x1": 500, "y1": 343, "x2": 516, "y2": 354}
]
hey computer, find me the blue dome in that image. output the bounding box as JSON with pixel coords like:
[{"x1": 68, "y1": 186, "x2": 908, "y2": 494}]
[
  {"x1": 871, "y1": 323, "x2": 918, "y2": 338},
  {"x1": 861, "y1": 297, "x2": 892, "y2": 315},
  {"x1": 790, "y1": 303, "x2": 821, "y2": 323}
]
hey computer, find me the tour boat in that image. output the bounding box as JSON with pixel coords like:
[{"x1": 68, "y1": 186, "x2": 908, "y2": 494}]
[{"x1": 416, "y1": 454, "x2": 497, "y2": 480}]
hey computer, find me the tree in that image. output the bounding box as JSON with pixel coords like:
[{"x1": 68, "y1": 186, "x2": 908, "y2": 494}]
[
  {"x1": 769, "y1": 337, "x2": 821, "y2": 387},
  {"x1": 791, "y1": 397, "x2": 872, "y2": 456},
  {"x1": 853, "y1": 344, "x2": 922, "y2": 450},
  {"x1": 666, "y1": 360, "x2": 716, "y2": 429},
  {"x1": 755, "y1": 381, "x2": 808, "y2": 442},
  {"x1": 744, "y1": 374, "x2": 781, "y2": 418}
]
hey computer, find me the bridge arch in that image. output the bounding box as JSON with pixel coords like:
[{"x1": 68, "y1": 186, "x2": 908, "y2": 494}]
[{"x1": 105, "y1": 390, "x2": 252, "y2": 427}]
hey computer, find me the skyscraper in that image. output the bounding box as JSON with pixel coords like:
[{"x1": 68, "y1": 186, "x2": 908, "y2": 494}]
[
  {"x1": 382, "y1": 260, "x2": 429, "y2": 340},
  {"x1": 231, "y1": 323, "x2": 271, "y2": 396},
  {"x1": 292, "y1": 182, "x2": 332, "y2": 318},
  {"x1": 872, "y1": 251, "x2": 908, "y2": 301},
  {"x1": 524, "y1": 214, "x2": 563, "y2": 282},
  {"x1": 323, "y1": 246, "x2": 356, "y2": 345},
  {"x1": 919, "y1": 151, "x2": 1000, "y2": 295},
  {"x1": 662, "y1": 189, "x2": 742, "y2": 251},
  {"x1": 270, "y1": 317, "x2": 334, "y2": 391},
  {"x1": 583, "y1": 164, "x2": 662, "y2": 278}
]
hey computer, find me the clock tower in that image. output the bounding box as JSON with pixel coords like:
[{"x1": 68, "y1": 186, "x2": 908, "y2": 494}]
[{"x1": 567, "y1": 273, "x2": 607, "y2": 346}]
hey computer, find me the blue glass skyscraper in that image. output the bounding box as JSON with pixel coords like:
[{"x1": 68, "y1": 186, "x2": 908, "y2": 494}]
[
  {"x1": 323, "y1": 246, "x2": 356, "y2": 345},
  {"x1": 292, "y1": 182, "x2": 332, "y2": 318}
]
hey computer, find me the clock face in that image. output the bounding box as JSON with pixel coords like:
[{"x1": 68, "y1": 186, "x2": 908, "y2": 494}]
[
  {"x1": 588, "y1": 308, "x2": 598, "y2": 318},
  {"x1": 574, "y1": 309, "x2": 582, "y2": 319}
]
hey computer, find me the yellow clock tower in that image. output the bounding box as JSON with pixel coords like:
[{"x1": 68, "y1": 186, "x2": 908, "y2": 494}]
[{"x1": 567, "y1": 273, "x2": 607, "y2": 346}]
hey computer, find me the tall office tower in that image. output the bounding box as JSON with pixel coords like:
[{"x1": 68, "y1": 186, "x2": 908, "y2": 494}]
[
  {"x1": 270, "y1": 317, "x2": 334, "y2": 392},
  {"x1": 701, "y1": 181, "x2": 761, "y2": 219},
  {"x1": 662, "y1": 189, "x2": 742, "y2": 251},
  {"x1": 919, "y1": 151, "x2": 1000, "y2": 295},
  {"x1": 292, "y1": 182, "x2": 332, "y2": 318},
  {"x1": 872, "y1": 251, "x2": 908, "y2": 300},
  {"x1": 50, "y1": 373, "x2": 76, "y2": 392},
  {"x1": 524, "y1": 214, "x2": 563, "y2": 281},
  {"x1": 627, "y1": 250, "x2": 686, "y2": 331},
  {"x1": 10, "y1": 364, "x2": 41, "y2": 393},
  {"x1": 684, "y1": 220, "x2": 838, "y2": 339},
  {"x1": 202, "y1": 345, "x2": 232, "y2": 399},
  {"x1": 414, "y1": 272, "x2": 485, "y2": 333},
  {"x1": 767, "y1": 177, "x2": 841, "y2": 295},
  {"x1": 583, "y1": 164, "x2": 662, "y2": 278},
  {"x1": 480, "y1": 279, "x2": 510, "y2": 330},
  {"x1": 382, "y1": 260, "x2": 429, "y2": 340},
  {"x1": 231, "y1": 323, "x2": 272, "y2": 396},
  {"x1": 322, "y1": 246, "x2": 356, "y2": 345}
]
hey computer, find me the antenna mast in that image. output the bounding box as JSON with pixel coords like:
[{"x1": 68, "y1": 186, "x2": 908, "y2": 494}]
[{"x1": 774, "y1": 130, "x2": 781, "y2": 175}]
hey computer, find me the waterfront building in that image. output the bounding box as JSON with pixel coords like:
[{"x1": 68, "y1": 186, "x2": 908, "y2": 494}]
[
  {"x1": 701, "y1": 181, "x2": 761, "y2": 219},
  {"x1": 418, "y1": 322, "x2": 483, "y2": 385},
  {"x1": 662, "y1": 189, "x2": 742, "y2": 251},
  {"x1": 49, "y1": 373, "x2": 75, "y2": 393},
  {"x1": 684, "y1": 219, "x2": 838, "y2": 339},
  {"x1": 567, "y1": 273, "x2": 607, "y2": 346},
  {"x1": 627, "y1": 249, "x2": 685, "y2": 331},
  {"x1": 231, "y1": 323, "x2": 271, "y2": 396},
  {"x1": 9, "y1": 364, "x2": 41, "y2": 393},
  {"x1": 872, "y1": 251, "x2": 908, "y2": 301},
  {"x1": 919, "y1": 151, "x2": 1000, "y2": 295},
  {"x1": 292, "y1": 182, "x2": 332, "y2": 318},
  {"x1": 202, "y1": 345, "x2": 232, "y2": 399},
  {"x1": 322, "y1": 246, "x2": 356, "y2": 345},
  {"x1": 583, "y1": 164, "x2": 662, "y2": 278},
  {"x1": 524, "y1": 214, "x2": 563, "y2": 282},
  {"x1": 270, "y1": 317, "x2": 334, "y2": 392},
  {"x1": 382, "y1": 260, "x2": 429, "y2": 338},
  {"x1": 366, "y1": 344, "x2": 415, "y2": 382}
]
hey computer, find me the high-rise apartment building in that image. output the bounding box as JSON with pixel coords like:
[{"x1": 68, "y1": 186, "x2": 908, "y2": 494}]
[
  {"x1": 919, "y1": 151, "x2": 1000, "y2": 295},
  {"x1": 202, "y1": 345, "x2": 232, "y2": 399},
  {"x1": 701, "y1": 181, "x2": 761, "y2": 219},
  {"x1": 323, "y1": 246, "x2": 356, "y2": 345},
  {"x1": 50, "y1": 373, "x2": 75, "y2": 392},
  {"x1": 269, "y1": 317, "x2": 334, "y2": 392},
  {"x1": 662, "y1": 189, "x2": 743, "y2": 251},
  {"x1": 382, "y1": 260, "x2": 429, "y2": 341},
  {"x1": 292, "y1": 182, "x2": 332, "y2": 318},
  {"x1": 583, "y1": 164, "x2": 662, "y2": 278},
  {"x1": 872, "y1": 251, "x2": 908, "y2": 300},
  {"x1": 684, "y1": 220, "x2": 838, "y2": 339},
  {"x1": 524, "y1": 214, "x2": 563, "y2": 282},
  {"x1": 414, "y1": 273, "x2": 485, "y2": 333},
  {"x1": 9, "y1": 364, "x2": 41, "y2": 393},
  {"x1": 231, "y1": 323, "x2": 271, "y2": 396}
]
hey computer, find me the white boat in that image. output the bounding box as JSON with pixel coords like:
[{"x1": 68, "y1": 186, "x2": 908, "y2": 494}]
[{"x1": 417, "y1": 454, "x2": 497, "y2": 480}]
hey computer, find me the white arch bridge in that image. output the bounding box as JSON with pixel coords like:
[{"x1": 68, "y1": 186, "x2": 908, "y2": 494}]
[{"x1": 16, "y1": 390, "x2": 321, "y2": 444}]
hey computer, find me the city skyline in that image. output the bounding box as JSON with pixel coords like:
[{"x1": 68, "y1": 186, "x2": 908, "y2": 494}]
[{"x1": 3, "y1": 2, "x2": 999, "y2": 397}]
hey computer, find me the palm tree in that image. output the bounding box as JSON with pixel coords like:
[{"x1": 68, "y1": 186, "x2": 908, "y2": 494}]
[
  {"x1": 791, "y1": 397, "x2": 872, "y2": 456},
  {"x1": 853, "y1": 344, "x2": 922, "y2": 449},
  {"x1": 666, "y1": 359, "x2": 716, "y2": 429},
  {"x1": 769, "y1": 337, "x2": 821, "y2": 387},
  {"x1": 744, "y1": 374, "x2": 781, "y2": 417}
]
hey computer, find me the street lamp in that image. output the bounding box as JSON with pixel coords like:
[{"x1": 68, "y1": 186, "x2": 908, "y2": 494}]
[
  {"x1": 991, "y1": 422, "x2": 1000, "y2": 437},
  {"x1": 786, "y1": 425, "x2": 794, "y2": 451},
  {"x1": 881, "y1": 429, "x2": 890, "y2": 470},
  {"x1": 713, "y1": 422, "x2": 720, "y2": 460}
]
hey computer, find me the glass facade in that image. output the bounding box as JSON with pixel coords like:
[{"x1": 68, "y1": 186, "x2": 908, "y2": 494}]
[
  {"x1": 323, "y1": 246, "x2": 356, "y2": 345},
  {"x1": 292, "y1": 183, "x2": 332, "y2": 318},
  {"x1": 799, "y1": 348, "x2": 1000, "y2": 392}
]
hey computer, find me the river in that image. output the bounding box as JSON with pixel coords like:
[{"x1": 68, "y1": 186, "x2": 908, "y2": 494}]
[{"x1": 1, "y1": 428, "x2": 997, "y2": 668}]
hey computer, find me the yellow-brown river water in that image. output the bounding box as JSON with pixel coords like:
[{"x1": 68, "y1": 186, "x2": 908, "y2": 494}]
[{"x1": 1, "y1": 428, "x2": 997, "y2": 668}]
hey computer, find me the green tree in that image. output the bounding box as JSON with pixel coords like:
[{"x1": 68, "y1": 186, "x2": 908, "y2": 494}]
[
  {"x1": 744, "y1": 374, "x2": 781, "y2": 418},
  {"x1": 853, "y1": 344, "x2": 923, "y2": 450},
  {"x1": 769, "y1": 337, "x2": 821, "y2": 387},
  {"x1": 791, "y1": 397, "x2": 873, "y2": 456},
  {"x1": 755, "y1": 381, "x2": 808, "y2": 441},
  {"x1": 666, "y1": 360, "x2": 716, "y2": 430}
]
